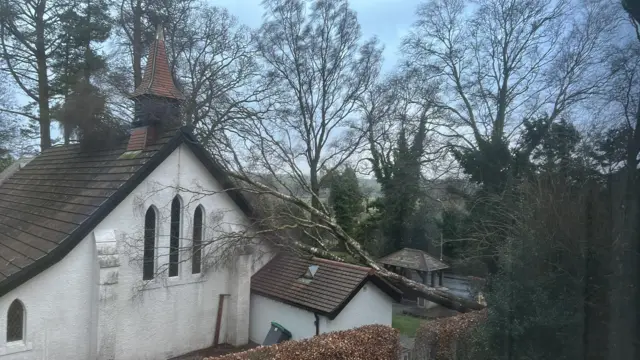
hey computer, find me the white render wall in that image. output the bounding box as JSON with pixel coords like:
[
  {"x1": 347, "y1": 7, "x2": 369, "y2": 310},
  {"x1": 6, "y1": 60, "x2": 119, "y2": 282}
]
[
  {"x1": 249, "y1": 282, "x2": 393, "y2": 345},
  {"x1": 0, "y1": 233, "x2": 98, "y2": 360},
  {"x1": 323, "y1": 282, "x2": 393, "y2": 333},
  {"x1": 93, "y1": 143, "x2": 254, "y2": 360},
  {"x1": 249, "y1": 294, "x2": 319, "y2": 343}
]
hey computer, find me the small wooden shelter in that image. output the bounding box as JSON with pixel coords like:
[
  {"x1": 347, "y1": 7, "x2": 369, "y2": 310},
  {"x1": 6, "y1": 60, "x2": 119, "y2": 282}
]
[{"x1": 378, "y1": 248, "x2": 450, "y2": 287}]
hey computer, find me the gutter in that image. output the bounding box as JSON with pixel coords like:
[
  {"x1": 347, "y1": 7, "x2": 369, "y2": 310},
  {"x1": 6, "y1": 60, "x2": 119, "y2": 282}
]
[{"x1": 314, "y1": 313, "x2": 320, "y2": 336}]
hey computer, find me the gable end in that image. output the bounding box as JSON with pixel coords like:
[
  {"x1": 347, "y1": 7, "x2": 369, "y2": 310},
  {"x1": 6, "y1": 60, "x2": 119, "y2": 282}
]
[{"x1": 0, "y1": 128, "x2": 253, "y2": 297}]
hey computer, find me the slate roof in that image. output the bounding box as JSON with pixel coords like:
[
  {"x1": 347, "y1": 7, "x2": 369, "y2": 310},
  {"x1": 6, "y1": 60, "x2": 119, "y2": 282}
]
[
  {"x1": 251, "y1": 254, "x2": 402, "y2": 319},
  {"x1": 0, "y1": 126, "x2": 251, "y2": 297},
  {"x1": 378, "y1": 248, "x2": 450, "y2": 272},
  {"x1": 130, "y1": 27, "x2": 184, "y2": 100}
]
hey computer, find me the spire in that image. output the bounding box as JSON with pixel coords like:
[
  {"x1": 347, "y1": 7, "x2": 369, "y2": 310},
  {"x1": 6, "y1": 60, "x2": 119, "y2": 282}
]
[
  {"x1": 155, "y1": 24, "x2": 164, "y2": 41},
  {"x1": 130, "y1": 24, "x2": 184, "y2": 100}
]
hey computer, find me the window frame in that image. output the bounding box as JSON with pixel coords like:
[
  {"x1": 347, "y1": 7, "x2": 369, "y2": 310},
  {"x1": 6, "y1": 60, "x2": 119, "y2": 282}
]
[
  {"x1": 142, "y1": 206, "x2": 158, "y2": 280},
  {"x1": 169, "y1": 196, "x2": 182, "y2": 277},
  {"x1": 192, "y1": 205, "x2": 204, "y2": 274},
  {"x1": 6, "y1": 299, "x2": 25, "y2": 343}
]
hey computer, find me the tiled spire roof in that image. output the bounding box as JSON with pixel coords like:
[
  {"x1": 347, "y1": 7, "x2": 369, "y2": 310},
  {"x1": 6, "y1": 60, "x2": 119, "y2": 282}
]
[{"x1": 130, "y1": 26, "x2": 185, "y2": 100}]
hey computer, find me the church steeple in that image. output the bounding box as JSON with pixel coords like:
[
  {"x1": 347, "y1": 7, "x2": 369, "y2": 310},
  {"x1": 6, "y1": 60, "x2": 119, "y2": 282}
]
[{"x1": 129, "y1": 25, "x2": 184, "y2": 128}]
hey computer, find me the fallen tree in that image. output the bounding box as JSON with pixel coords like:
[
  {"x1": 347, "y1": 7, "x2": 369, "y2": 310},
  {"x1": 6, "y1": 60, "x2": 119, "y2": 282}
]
[
  {"x1": 224, "y1": 171, "x2": 486, "y2": 312},
  {"x1": 182, "y1": 0, "x2": 485, "y2": 313}
]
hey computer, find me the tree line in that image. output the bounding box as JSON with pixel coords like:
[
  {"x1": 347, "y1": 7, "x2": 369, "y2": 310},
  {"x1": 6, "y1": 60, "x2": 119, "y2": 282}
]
[{"x1": 1, "y1": 0, "x2": 639, "y2": 358}]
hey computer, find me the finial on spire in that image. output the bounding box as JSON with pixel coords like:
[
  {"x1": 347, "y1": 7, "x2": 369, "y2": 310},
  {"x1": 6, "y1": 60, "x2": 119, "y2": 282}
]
[{"x1": 155, "y1": 24, "x2": 164, "y2": 41}]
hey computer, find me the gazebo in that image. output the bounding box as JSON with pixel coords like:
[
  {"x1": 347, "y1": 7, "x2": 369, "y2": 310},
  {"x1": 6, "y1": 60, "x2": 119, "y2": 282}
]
[{"x1": 378, "y1": 248, "x2": 450, "y2": 287}]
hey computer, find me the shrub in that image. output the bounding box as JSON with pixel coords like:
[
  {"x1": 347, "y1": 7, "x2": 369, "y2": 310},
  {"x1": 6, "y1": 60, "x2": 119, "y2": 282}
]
[
  {"x1": 207, "y1": 325, "x2": 400, "y2": 360},
  {"x1": 413, "y1": 310, "x2": 487, "y2": 360}
]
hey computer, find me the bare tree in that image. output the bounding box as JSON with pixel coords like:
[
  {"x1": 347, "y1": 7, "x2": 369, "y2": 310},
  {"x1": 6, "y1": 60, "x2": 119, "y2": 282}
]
[
  {"x1": 175, "y1": 0, "x2": 485, "y2": 312},
  {"x1": 248, "y1": 0, "x2": 383, "y2": 212},
  {"x1": 0, "y1": 75, "x2": 16, "y2": 169},
  {"x1": 403, "y1": 0, "x2": 617, "y2": 167},
  {"x1": 110, "y1": 0, "x2": 265, "y2": 135},
  {"x1": 108, "y1": 0, "x2": 192, "y2": 121},
  {"x1": 173, "y1": 6, "x2": 267, "y2": 138},
  {"x1": 358, "y1": 68, "x2": 456, "y2": 252},
  {"x1": 0, "y1": 0, "x2": 72, "y2": 150}
]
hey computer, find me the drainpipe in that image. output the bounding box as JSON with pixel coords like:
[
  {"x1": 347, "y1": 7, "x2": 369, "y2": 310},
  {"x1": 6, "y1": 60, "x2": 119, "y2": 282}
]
[
  {"x1": 314, "y1": 313, "x2": 320, "y2": 336},
  {"x1": 213, "y1": 294, "x2": 230, "y2": 346}
]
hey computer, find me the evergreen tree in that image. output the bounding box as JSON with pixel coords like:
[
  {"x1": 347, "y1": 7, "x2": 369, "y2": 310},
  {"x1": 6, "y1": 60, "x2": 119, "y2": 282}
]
[
  {"x1": 329, "y1": 167, "x2": 364, "y2": 238},
  {"x1": 0, "y1": 115, "x2": 13, "y2": 172},
  {"x1": 50, "y1": 0, "x2": 112, "y2": 144},
  {"x1": 380, "y1": 124, "x2": 425, "y2": 253}
]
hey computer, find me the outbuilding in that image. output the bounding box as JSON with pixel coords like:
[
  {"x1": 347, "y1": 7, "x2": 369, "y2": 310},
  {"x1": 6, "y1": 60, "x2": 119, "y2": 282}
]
[{"x1": 249, "y1": 254, "x2": 402, "y2": 343}]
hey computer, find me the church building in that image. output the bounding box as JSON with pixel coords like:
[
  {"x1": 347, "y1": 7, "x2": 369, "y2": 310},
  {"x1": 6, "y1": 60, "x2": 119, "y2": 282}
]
[
  {"x1": 0, "y1": 27, "x2": 261, "y2": 359},
  {"x1": 0, "y1": 26, "x2": 399, "y2": 360}
]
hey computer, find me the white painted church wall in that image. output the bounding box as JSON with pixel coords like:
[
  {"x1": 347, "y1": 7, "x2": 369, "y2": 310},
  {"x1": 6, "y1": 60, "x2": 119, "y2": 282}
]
[
  {"x1": 0, "y1": 235, "x2": 98, "y2": 359},
  {"x1": 91, "y1": 143, "x2": 257, "y2": 360},
  {"x1": 0, "y1": 142, "x2": 272, "y2": 360}
]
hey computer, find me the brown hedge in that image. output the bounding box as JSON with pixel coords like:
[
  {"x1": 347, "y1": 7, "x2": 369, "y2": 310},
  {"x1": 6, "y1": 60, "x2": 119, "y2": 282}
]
[
  {"x1": 414, "y1": 309, "x2": 487, "y2": 360},
  {"x1": 207, "y1": 325, "x2": 400, "y2": 360}
]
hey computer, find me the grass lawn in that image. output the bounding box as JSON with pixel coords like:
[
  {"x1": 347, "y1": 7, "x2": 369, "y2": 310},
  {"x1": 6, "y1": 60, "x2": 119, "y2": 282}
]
[{"x1": 392, "y1": 314, "x2": 424, "y2": 337}]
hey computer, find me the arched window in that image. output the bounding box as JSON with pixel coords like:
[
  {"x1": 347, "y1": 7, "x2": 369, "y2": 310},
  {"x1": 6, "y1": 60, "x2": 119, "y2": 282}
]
[
  {"x1": 169, "y1": 197, "x2": 181, "y2": 277},
  {"x1": 192, "y1": 206, "x2": 204, "y2": 274},
  {"x1": 6, "y1": 300, "x2": 24, "y2": 342},
  {"x1": 143, "y1": 207, "x2": 156, "y2": 280}
]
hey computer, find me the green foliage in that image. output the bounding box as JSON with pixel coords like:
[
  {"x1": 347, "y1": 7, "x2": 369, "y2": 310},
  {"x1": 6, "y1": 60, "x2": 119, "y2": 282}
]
[
  {"x1": 0, "y1": 156, "x2": 12, "y2": 172},
  {"x1": 453, "y1": 116, "x2": 583, "y2": 194},
  {"x1": 353, "y1": 203, "x2": 386, "y2": 257},
  {"x1": 590, "y1": 125, "x2": 630, "y2": 171},
  {"x1": 406, "y1": 197, "x2": 441, "y2": 251},
  {"x1": 328, "y1": 167, "x2": 364, "y2": 237},
  {"x1": 50, "y1": 0, "x2": 112, "y2": 144},
  {"x1": 453, "y1": 139, "x2": 513, "y2": 194},
  {"x1": 392, "y1": 314, "x2": 423, "y2": 337},
  {"x1": 0, "y1": 118, "x2": 12, "y2": 171},
  {"x1": 439, "y1": 209, "x2": 469, "y2": 258},
  {"x1": 457, "y1": 172, "x2": 616, "y2": 360},
  {"x1": 528, "y1": 118, "x2": 582, "y2": 171},
  {"x1": 0, "y1": 97, "x2": 17, "y2": 168},
  {"x1": 58, "y1": 81, "x2": 127, "y2": 151},
  {"x1": 50, "y1": 0, "x2": 111, "y2": 93},
  {"x1": 453, "y1": 116, "x2": 593, "y2": 273},
  {"x1": 370, "y1": 124, "x2": 427, "y2": 253}
]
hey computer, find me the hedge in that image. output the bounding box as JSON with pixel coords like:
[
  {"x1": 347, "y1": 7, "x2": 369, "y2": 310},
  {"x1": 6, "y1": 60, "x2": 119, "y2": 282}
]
[
  {"x1": 207, "y1": 325, "x2": 400, "y2": 360},
  {"x1": 413, "y1": 309, "x2": 487, "y2": 360}
]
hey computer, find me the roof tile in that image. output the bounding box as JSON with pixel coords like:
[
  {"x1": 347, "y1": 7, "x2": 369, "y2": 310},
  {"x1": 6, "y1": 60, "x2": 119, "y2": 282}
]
[
  {"x1": 0, "y1": 128, "x2": 175, "y2": 290},
  {"x1": 378, "y1": 248, "x2": 450, "y2": 272},
  {"x1": 251, "y1": 254, "x2": 401, "y2": 319},
  {"x1": 130, "y1": 31, "x2": 184, "y2": 100},
  {"x1": 0, "y1": 126, "x2": 254, "y2": 297}
]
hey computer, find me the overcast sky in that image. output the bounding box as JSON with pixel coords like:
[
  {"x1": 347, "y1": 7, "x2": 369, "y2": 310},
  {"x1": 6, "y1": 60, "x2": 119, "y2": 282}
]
[{"x1": 213, "y1": 0, "x2": 423, "y2": 71}]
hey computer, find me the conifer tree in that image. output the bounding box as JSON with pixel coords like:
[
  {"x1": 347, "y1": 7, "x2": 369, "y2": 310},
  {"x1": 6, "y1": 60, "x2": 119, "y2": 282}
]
[
  {"x1": 51, "y1": 0, "x2": 112, "y2": 144},
  {"x1": 329, "y1": 167, "x2": 364, "y2": 238}
]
